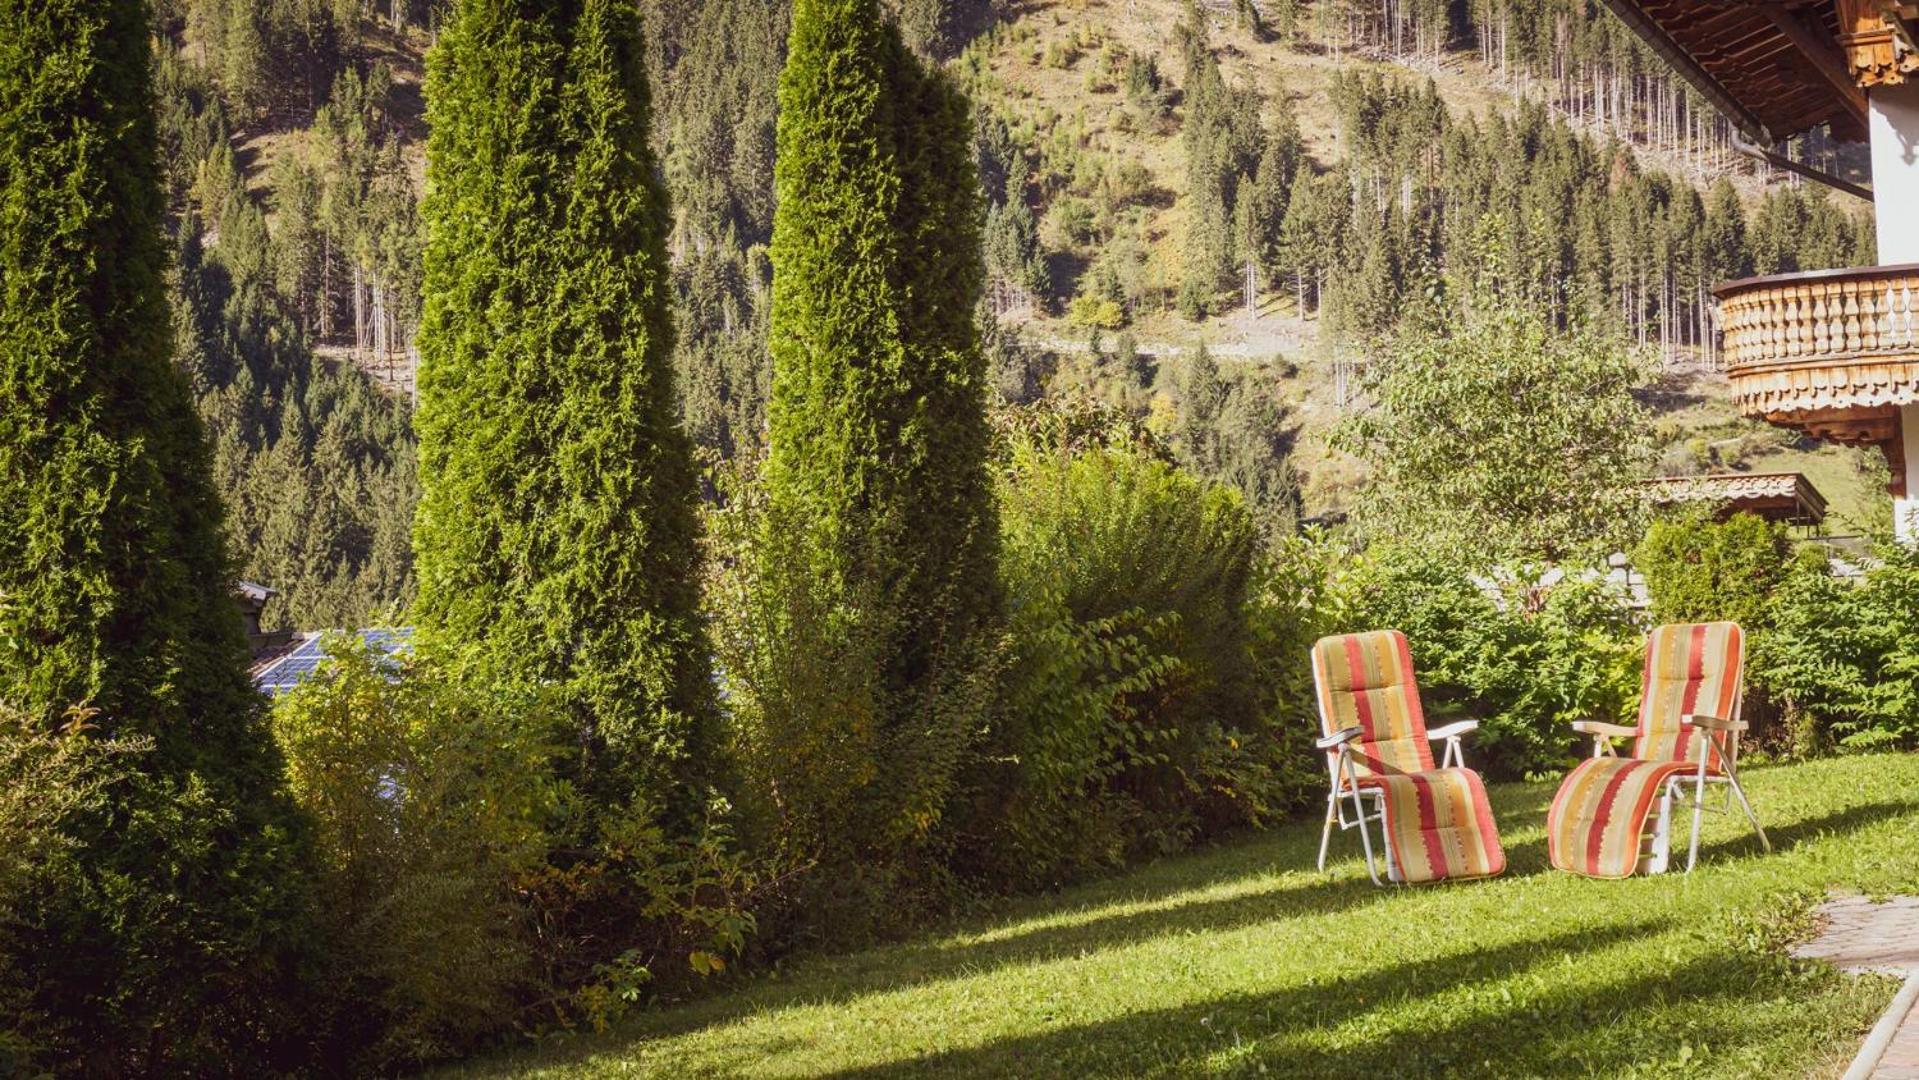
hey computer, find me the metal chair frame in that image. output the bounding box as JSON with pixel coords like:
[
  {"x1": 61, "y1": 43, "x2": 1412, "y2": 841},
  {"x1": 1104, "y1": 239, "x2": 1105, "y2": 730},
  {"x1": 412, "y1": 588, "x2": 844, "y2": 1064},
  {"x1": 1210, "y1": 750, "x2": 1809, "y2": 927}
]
[{"x1": 1312, "y1": 658, "x2": 1479, "y2": 886}]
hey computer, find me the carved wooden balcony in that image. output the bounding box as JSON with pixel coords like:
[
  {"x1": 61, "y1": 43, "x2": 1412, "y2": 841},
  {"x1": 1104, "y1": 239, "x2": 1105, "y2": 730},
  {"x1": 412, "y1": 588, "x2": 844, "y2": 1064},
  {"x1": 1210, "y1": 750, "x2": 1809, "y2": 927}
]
[{"x1": 1714, "y1": 264, "x2": 1919, "y2": 461}]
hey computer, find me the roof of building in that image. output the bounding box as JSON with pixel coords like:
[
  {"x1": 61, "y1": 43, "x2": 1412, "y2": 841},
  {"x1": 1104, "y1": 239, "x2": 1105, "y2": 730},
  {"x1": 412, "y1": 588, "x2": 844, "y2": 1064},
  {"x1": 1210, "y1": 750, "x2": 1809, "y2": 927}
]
[
  {"x1": 234, "y1": 580, "x2": 276, "y2": 603},
  {"x1": 1645, "y1": 471, "x2": 1830, "y2": 524},
  {"x1": 251, "y1": 627, "x2": 414, "y2": 696},
  {"x1": 1598, "y1": 0, "x2": 1919, "y2": 144}
]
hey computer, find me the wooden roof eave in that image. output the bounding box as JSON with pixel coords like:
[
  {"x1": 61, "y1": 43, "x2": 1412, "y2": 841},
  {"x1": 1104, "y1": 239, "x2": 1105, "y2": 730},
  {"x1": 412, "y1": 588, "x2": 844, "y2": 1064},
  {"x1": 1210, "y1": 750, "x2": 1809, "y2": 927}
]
[{"x1": 1598, "y1": 0, "x2": 1777, "y2": 144}]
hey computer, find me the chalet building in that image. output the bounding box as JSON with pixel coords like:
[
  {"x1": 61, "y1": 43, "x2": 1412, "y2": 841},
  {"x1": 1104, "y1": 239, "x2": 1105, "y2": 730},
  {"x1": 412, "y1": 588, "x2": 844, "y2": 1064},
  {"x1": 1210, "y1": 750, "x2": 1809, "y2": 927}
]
[{"x1": 1605, "y1": 0, "x2": 1919, "y2": 539}]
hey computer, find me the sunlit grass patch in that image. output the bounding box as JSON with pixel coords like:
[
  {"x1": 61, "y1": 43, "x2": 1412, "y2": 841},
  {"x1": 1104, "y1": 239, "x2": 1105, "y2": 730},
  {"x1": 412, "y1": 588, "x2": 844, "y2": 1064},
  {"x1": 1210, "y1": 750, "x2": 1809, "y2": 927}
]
[{"x1": 451, "y1": 753, "x2": 1919, "y2": 1078}]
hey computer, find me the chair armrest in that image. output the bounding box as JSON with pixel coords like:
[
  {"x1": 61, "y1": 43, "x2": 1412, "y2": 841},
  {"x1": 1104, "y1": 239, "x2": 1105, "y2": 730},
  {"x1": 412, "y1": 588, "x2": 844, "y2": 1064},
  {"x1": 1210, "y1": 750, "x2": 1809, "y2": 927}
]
[
  {"x1": 1426, "y1": 719, "x2": 1478, "y2": 741},
  {"x1": 1682, "y1": 713, "x2": 1747, "y2": 733},
  {"x1": 1571, "y1": 720, "x2": 1639, "y2": 738},
  {"x1": 1316, "y1": 726, "x2": 1363, "y2": 750}
]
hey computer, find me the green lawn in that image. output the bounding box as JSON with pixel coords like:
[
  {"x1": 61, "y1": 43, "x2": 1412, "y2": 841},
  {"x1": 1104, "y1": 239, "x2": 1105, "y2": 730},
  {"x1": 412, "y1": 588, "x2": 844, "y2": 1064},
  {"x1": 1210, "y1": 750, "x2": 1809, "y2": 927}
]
[{"x1": 453, "y1": 754, "x2": 1919, "y2": 1078}]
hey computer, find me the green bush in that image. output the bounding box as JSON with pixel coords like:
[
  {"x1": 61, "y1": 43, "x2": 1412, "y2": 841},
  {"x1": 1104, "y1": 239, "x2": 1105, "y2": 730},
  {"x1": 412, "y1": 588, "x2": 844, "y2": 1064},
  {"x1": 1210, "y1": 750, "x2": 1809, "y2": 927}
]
[
  {"x1": 1, "y1": 2, "x2": 318, "y2": 1069},
  {"x1": 752, "y1": 0, "x2": 1000, "y2": 920},
  {"x1": 413, "y1": 0, "x2": 719, "y2": 821},
  {"x1": 270, "y1": 639, "x2": 556, "y2": 1069},
  {"x1": 1635, "y1": 510, "x2": 1790, "y2": 630},
  {"x1": 0, "y1": 705, "x2": 150, "y2": 1072},
  {"x1": 708, "y1": 459, "x2": 998, "y2": 940},
  {"x1": 273, "y1": 638, "x2": 757, "y2": 1062},
  {"x1": 1761, "y1": 544, "x2": 1919, "y2": 752},
  {"x1": 1330, "y1": 545, "x2": 1641, "y2": 777},
  {"x1": 949, "y1": 423, "x2": 1261, "y2": 887}
]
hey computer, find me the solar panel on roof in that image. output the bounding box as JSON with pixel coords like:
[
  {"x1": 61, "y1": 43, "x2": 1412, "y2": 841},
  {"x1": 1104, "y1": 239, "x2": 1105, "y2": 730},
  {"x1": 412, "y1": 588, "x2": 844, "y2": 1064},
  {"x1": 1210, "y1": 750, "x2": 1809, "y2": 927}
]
[{"x1": 252, "y1": 627, "x2": 415, "y2": 696}]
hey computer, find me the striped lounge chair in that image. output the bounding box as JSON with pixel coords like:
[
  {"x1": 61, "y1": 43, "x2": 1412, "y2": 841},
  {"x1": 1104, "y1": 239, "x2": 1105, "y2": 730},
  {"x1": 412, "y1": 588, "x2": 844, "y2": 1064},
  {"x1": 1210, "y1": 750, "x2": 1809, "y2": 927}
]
[
  {"x1": 1547, "y1": 621, "x2": 1771, "y2": 878},
  {"x1": 1312, "y1": 630, "x2": 1506, "y2": 885}
]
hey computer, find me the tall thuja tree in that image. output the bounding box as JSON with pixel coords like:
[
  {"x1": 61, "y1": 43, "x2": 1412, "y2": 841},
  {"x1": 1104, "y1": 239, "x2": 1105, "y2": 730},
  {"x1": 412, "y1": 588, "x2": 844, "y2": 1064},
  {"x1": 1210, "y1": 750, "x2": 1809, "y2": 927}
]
[
  {"x1": 414, "y1": 1, "x2": 717, "y2": 818},
  {"x1": 755, "y1": 0, "x2": 996, "y2": 866},
  {"x1": 0, "y1": 0, "x2": 313, "y2": 1069}
]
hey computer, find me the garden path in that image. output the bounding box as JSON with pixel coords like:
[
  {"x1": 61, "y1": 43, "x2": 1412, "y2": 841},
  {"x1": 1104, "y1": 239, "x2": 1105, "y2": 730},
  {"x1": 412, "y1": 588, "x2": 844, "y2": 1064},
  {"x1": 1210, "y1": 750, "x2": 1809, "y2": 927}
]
[{"x1": 1793, "y1": 896, "x2": 1919, "y2": 1079}]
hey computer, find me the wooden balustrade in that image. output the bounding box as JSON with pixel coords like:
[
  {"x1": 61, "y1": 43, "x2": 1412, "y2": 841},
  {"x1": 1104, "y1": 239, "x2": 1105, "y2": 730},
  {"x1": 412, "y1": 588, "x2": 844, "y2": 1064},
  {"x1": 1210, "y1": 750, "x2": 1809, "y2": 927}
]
[{"x1": 1713, "y1": 264, "x2": 1919, "y2": 495}]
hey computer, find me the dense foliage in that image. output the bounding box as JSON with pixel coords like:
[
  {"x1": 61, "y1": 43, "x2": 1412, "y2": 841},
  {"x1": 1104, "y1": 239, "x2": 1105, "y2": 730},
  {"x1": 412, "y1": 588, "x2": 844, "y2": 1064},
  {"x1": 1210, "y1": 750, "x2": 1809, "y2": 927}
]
[
  {"x1": 1758, "y1": 545, "x2": 1919, "y2": 753},
  {"x1": 756, "y1": 0, "x2": 999, "y2": 882},
  {"x1": 0, "y1": 1, "x2": 315, "y2": 1069},
  {"x1": 413, "y1": 0, "x2": 719, "y2": 817},
  {"x1": 271, "y1": 640, "x2": 555, "y2": 1069},
  {"x1": 955, "y1": 418, "x2": 1266, "y2": 887}
]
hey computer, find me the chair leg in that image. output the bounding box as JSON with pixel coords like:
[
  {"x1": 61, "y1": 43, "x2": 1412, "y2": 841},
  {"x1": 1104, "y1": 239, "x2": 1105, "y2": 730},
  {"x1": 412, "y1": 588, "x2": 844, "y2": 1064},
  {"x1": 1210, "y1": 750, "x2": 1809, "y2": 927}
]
[
  {"x1": 1647, "y1": 783, "x2": 1673, "y2": 875},
  {"x1": 1353, "y1": 794, "x2": 1382, "y2": 885},
  {"x1": 1724, "y1": 765, "x2": 1771, "y2": 853},
  {"x1": 1317, "y1": 794, "x2": 1338, "y2": 872},
  {"x1": 1686, "y1": 774, "x2": 1708, "y2": 873}
]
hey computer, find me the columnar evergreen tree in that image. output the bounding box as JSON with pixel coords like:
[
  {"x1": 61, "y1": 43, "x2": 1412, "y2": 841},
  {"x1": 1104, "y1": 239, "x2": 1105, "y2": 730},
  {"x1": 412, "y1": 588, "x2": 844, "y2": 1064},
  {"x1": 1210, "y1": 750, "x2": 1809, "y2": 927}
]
[
  {"x1": 0, "y1": 0, "x2": 313, "y2": 1068},
  {"x1": 761, "y1": 0, "x2": 997, "y2": 848},
  {"x1": 413, "y1": 0, "x2": 717, "y2": 816}
]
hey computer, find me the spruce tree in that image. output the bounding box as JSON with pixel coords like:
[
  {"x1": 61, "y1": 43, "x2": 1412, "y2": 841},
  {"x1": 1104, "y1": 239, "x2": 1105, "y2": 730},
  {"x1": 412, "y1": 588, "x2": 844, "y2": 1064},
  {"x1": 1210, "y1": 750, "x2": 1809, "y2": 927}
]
[
  {"x1": 0, "y1": 0, "x2": 313, "y2": 1068},
  {"x1": 413, "y1": 0, "x2": 717, "y2": 816},
  {"x1": 761, "y1": 0, "x2": 997, "y2": 847}
]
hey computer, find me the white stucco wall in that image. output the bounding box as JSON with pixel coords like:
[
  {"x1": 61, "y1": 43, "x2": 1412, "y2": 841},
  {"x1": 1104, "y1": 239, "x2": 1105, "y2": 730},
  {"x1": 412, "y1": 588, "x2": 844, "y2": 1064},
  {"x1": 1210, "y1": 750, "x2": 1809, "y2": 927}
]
[
  {"x1": 1869, "y1": 85, "x2": 1919, "y2": 540},
  {"x1": 1871, "y1": 83, "x2": 1919, "y2": 265}
]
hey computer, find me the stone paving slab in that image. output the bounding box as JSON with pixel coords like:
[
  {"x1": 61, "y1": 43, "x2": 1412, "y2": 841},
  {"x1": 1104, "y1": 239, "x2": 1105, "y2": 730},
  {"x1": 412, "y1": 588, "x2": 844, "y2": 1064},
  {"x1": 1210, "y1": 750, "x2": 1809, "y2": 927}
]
[
  {"x1": 1790, "y1": 896, "x2": 1919, "y2": 1078},
  {"x1": 1791, "y1": 896, "x2": 1919, "y2": 976}
]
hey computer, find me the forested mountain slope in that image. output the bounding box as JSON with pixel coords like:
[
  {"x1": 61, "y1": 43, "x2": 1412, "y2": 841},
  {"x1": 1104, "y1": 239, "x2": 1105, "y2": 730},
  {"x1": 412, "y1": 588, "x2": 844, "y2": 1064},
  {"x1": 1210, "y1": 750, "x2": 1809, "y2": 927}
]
[{"x1": 156, "y1": 0, "x2": 1887, "y2": 632}]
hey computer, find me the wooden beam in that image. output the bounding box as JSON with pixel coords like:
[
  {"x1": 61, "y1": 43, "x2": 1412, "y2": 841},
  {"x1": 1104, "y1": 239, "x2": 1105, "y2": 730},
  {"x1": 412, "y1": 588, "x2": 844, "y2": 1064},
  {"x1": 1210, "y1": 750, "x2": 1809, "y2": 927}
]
[{"x1": 1763, "y1": 4, "x2": 1873, "y2": 120}]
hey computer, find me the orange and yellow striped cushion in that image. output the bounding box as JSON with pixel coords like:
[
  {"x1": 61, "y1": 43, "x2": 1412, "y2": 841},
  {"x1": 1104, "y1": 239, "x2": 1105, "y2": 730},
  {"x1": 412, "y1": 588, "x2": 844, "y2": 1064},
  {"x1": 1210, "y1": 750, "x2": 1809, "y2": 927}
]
[
  {"x1": 1312, "y1": 630, "x2": 1433, "y2": 778},
  {"x1": 1358, "y1": 768, "x2": 1505, "y2": 883},
  {"x1": 1635, "y1": 622, "x2": 1743, "y2": 772},
  {"x1": 1547, "y1": 757, "x2": 1694, "y2": 878}
]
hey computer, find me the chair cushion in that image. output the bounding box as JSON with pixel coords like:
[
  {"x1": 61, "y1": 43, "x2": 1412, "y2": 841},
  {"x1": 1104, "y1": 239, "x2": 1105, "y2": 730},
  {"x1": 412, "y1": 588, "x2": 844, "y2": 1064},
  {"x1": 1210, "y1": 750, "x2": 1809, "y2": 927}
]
[
  {"x1": 1547, "y1": 757, "x2": 1695, "y2": 878},
  {"x1": 1313, "y1": 630, "x2": 1433, "y2": 777},
  {"x1": 1357, "y1": 767, "x2": 1505, "y2": 883},
  {"x1": 1635, "y1": 622, "x2": 1742, "y2": 772}
]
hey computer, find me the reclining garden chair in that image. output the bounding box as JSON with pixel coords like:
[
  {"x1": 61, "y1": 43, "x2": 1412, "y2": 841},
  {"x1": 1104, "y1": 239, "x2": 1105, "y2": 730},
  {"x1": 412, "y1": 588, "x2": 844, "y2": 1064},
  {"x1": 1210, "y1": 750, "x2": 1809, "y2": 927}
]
[
  {"x1": 1312, "y1": 630, "x2": 1506, "y2": 885},
  {"x1": 1547, "y1": 621, "x2": 1770, "y2": 878}
]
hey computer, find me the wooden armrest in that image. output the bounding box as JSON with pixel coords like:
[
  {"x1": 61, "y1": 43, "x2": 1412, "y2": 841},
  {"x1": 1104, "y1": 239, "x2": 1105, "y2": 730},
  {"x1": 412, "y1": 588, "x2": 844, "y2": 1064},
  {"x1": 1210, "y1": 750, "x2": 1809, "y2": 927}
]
[
  {"x1": 1571, "y1": 720, "x2": 1638, "y2": 738},
  {"x1": 1316, "y1": 726, "x2": 1363, "y2": 750},
  {"x1": 1426, "y1": 719, "x2": 1478, "y2": 741},
  {"x1": 1682, "y1": 713, "x2": 1747, "y2": 733}
]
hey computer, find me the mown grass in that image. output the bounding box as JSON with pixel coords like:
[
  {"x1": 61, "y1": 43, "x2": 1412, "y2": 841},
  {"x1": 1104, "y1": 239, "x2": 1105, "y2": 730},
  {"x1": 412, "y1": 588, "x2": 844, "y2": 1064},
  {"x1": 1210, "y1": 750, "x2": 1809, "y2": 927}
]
[{"x1": 451, "y1": 753, "x2": 1919, "y2": 1078}]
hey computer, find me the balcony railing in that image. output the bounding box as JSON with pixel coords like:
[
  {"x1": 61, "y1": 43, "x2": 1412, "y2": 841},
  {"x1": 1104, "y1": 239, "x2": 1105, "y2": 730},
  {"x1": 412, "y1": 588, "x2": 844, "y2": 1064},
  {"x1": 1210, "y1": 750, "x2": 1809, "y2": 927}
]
[{"x1": 1713, "y1": 264, "x2": 1919, "y2": 451}]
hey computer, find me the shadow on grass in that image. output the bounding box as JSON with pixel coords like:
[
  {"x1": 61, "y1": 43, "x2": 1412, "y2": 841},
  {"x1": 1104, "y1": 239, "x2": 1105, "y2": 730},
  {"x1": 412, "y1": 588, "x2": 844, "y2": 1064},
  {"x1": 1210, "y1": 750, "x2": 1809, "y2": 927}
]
[
  {"x1": 1692, "y1": 796, "x2": 1919, "y2": 864},
  {"x1": 820, "y1": 921, "x2": 1686, "y2": 1078},
  {"x1": 459, "y1": 789, "x2": 1916, "y2": 1077}
]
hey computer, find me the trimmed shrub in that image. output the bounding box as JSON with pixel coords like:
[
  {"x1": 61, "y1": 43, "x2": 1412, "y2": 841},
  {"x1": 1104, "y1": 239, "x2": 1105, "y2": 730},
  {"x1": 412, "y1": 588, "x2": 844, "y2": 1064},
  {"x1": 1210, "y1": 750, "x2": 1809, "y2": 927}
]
[
  {"x1": 413, "y1": 0, "x2": 719, "y2": 818},
  {"x1": 755, "y1": 0, "x2": 999, "y2": 892},
  {"x1": 1762, "y1": 543, "x2": 1919, "y2": 752},
  {"x1": 1635, "y1": 510, "x2": 1791, "y2": 631},
  {"x1": 0, "y1": 2, "x2": 316, "y2": 1070}
]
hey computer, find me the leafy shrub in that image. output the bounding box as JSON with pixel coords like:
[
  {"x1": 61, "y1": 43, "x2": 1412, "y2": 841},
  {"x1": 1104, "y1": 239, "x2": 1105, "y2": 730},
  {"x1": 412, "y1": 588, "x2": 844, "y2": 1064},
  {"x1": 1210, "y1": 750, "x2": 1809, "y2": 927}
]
[
  {"x1": 273, "y1": 638, "x2": 759, "y2": 1063},
  {"x1": 1328, "y1": 545, "x2": 1641, "y2": 777},
  {"x1": 949, "y1": 417, "x2": 1261, "y2": 887},
  {"x1": 1635, "y1": 510, "x2": 1790, "y2": 631},
  {"x1": 271, "y1": 639, "x2": 556, "y2": 1068},
  {"x1": 0, "y1": 706, "x2": 151, "y2": 1073},
  {"x1": 708, "y1": 462, "x2": 999, "y2": 938},
  {"x1": 1761, "y1": 544, "x2": 1919, "y2": 752}
]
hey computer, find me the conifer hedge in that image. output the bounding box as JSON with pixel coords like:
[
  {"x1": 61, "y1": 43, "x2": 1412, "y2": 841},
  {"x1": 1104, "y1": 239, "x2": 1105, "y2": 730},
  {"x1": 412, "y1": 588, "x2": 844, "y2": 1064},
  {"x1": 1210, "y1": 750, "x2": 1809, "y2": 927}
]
[
  {"x1": 765, "y1": 0, "x2": 997, "y2": 699},
  {"x1": 0, "y1": 0, "x2": 314, "y2": 1069},
  {"x1": 413, "y1": 0, "x2": 718, "y2": 816},
  {"x1": 761, "y1": 0, "x2": 998, "y2": 851}
]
